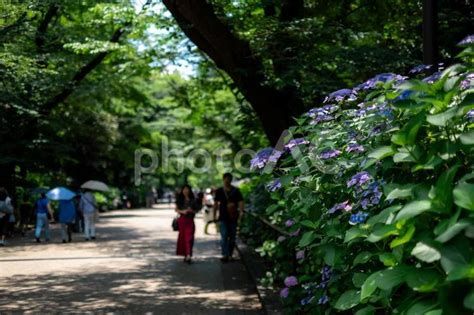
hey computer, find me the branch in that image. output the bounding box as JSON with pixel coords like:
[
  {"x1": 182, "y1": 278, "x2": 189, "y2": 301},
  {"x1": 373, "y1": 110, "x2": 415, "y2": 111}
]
[
  {"x1": 36, "y1": 3, "x2": 60, "y2": 53},
  {"x1": 40, "y1": 27, "x2": 126, "y2": 115},
  {"x1": 0, "y1": 12, "x2": 28, "y2": 38}
]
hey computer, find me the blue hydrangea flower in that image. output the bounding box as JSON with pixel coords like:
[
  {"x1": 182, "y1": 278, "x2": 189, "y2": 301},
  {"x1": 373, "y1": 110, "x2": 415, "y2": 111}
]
[
  {"x1": 369, "y1": 123, "x2": 387, "y2": 136},
  {"x1": 300, "y1": 296, "x2": 314, "y2": 306},
  {"x1": 321, "y1": 266, "x2": 332, "y2": 282},
  {"x1": 285, "y1": 138, "x2": 309, "y2": 151},
  {"x1": 268, "y1": 150, "x2": 283, "y2": 163},
  {"x1": 460, "y1": 73, "x2": 473, "y2": 90},
  {"x1": 458, "y1": 34, "x2": 474, "y2": 46},
  {"x1": 328, "y1": 200, "x2": 352, "y2": 214},
  {"x1": 394, "y1": 89, "x2": 414, "y2": 102},
  {"x1": 467, "y1": 110, "x2": 474, "y2": 123},
  {"x1": 409, "y1": 64, "x2": 432, "y2": 74},
  {"x1": 266, "y1": 179, "x2": 282, "y2": 192},
  {"x1": 250, "y1": 148, "x2": 273, "y2": 169},
  {"x1": 318, "y1": 295, "x2": 329, "y2": 305},
  {"x1": 346, "y1": 143, "x2": 364, "y2": 153},
  {"x1": 422, "y1": 71, "x2": 442, "y2": 84},
  {"x1": 347, "y1": 171, "x2": 372, "y2": 188},
  {"x1": 359, "y1": 182, "x2": 383, "y2": 209},
  {"x1": 324, "y1": 88, "x2": 357, "y2": 103},
  {"x1": 356, "y1": 73, "x2": 405, "y2": 90},
  {"x1": 320, "y1": 149, "x2": 341, "y2": 160},
  {"x1": 349, "y1": 211, "x2": 369, "y2": 225}
]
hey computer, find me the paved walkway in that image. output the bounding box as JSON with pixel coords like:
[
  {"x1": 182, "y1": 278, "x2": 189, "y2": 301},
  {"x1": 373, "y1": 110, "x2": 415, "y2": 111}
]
[{"x1": 0, "y1": 205, "x2": 263, "y2": 314}]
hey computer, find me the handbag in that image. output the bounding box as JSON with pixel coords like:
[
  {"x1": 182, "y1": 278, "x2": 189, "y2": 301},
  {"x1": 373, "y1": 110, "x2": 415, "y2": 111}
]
[
  {"x1": 172, "y1": 216, "x2": 179, "y2": 231},
  {"x1": 224, "y1": 189, "x2": 239, "y2": 221}
]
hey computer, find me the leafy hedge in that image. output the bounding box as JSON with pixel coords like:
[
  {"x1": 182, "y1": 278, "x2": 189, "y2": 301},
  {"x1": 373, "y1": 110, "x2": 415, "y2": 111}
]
[{"x1": 244, "y1": 36, "x2": 474, "y2": 314}]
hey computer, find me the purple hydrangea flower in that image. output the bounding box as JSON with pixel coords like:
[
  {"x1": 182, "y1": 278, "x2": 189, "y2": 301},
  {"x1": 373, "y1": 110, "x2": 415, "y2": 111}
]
[
  {"x1": 318, "y1": 295, "x2": 329, "y2": 305},
  {"x1": 285, "y1": 219, "x2": 295, "y2": 227},
  {"x1": 328, "y1": 200, "x2": 353, "y2": 214},
  {"x1": 266, "y1": 179, "x2": 282, "y2": 192},
  {"x1": 369, "y1": 123, "x2": 387, "y2": 136},
  {"x1": 277, "y1": 236, "x2": 286, "y2": 243},
  {"x1": 290, "y1": 228, "x2": 300, "y2": 237},
  {"x1": 349, "y1": 211, "x2": 369, "y2": 225},
  {"x1": 320, "y1": 149, "x2": 342, "y2": 160},
  {"x1": 280, "y1": 287, "x2": 289, "y2": 298},
  {"x1": 324, "y1": 88, "x2": 357, "y2": 103},
  {"x1": 467, "y1": 110, "x2": 474, "y2": 123},
  {"x1": 296, "y1": 250, "x2": 305, "y2": 260},
  {"x1": 284, "y1": 276, "x2": 298, "y2": 287},
  {"x1": 346, "y1": 143, "x2": 364, "y2": 153},
  {"x1": 359, "y1": 182, "x2": 383, "y2": 209},
  {"x1": 460, "y1": 73, "x2": 474, "y2": 90},
  {"x1": 285, "y1": 138, "x2": 309, "y2": 151},
  {"x1": 250, "y1": 148, "x2": 273, "y2": 169},
  {"x1": 458, "y1": 35, "x2": 474, "y2": 46},
  {"x1": 321, "y1": 266, "x2": 332, "y2": 282},
  {"x1": 409, "y1": 64, "x2": 432, "y2": 74},
  {"x1": 268, "y1": 150, "x2": 283, "y2": 163},
  {"x1": 356, "y1": 73, "x2": 405, "y2": 90},
  {"x1": 347, "y1": 171, "x2": 372, "y2": 188},
  {"x1": 422, "y1": 71, "x2": 442, "y2": 84},
  {"x1": 300, "y1": 296, "x2": 314, "y2": 306}
]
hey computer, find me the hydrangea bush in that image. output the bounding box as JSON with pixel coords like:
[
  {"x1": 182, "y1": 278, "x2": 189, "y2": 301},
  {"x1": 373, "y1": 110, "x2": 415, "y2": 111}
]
[{"x1": 244, "y1": 37, "x2": 474, "y2": 314}]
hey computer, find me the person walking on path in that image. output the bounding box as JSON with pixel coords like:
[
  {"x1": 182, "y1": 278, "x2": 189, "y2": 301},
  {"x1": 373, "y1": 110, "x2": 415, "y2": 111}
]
[
  {"x1": 58, "y1": 199, "x2": 76, "y2": 243},
  {"x1": 175, "y1": 185, "x2": 198, "y2": 264},
  {"x1": 0, "y1": 187, "x2": 14, "y2": 246},
  {"x1": 34, "y1": 192, "x2": 54, "y2": 243},
  {"x1": 213, "y1": 173, "x2": 244, "y2": 262},
  {"x1": 79, "y1": 190, "x2": 98, "y2": 241}
]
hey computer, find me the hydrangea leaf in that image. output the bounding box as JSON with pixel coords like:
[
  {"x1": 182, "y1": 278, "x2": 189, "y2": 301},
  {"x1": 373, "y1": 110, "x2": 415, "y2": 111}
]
[
  {"x1": 395, "y1": 200, "x2": 432, "y2": 222},
  {"x1": 453, "y1": 183, "x2": 474, "y2": 211},
  {"x1": 411, "y1": 242, "x2": 441, "y2": 263},
  {"x1": 334, "y1": 290, "x2": 360, "y2": 310}
]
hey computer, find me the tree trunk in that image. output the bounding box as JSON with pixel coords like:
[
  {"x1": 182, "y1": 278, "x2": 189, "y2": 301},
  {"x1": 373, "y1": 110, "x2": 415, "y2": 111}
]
[
  {"x1": 162, "y1": 0, "x2": 305, "y2": 146},
  {"x1": 423, "y1": 0, "x2": 438, "y2": 66}
]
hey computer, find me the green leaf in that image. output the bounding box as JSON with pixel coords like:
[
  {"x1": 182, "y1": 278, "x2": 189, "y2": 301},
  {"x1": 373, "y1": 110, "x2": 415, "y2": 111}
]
[
  {"x1": 446, "y1": 264, "x2": 474, "y2": 281},
  {"x1": 344, "y1": 226, "x2": 368, "y2": 243},
  {"x1": 368, "y1": 146, "x2": 395, "y2": 161},
  {"x1": 453, "y1": 183, "x2": 474, "y2": 211},
  {"x1": 298, "y1": 231, "x2": 316, "y2": 247},
  {"x1": 361, "y1": 267, "x2": 408, "y2": 300},
  {"x1": 353, "y1": 273, "x2": 368, "y2": 288},
  {"x1": 300, "y1": 220, "x2": 317, "y2": 229},
  {"x1": 406, "y1": 300, "x2": 438, "y2": 315},
  {"x1": 406, "y1": 269, "x2": 441, "y2": 292},
  {"x1": 460, "y1": 131, "x2": 474, "y2": 145},
  {"x1": 426, "y1": 107, "x2": 457, "y2": 126},
  {"x1": 334, "y1": 290, "x2": 360, "y2": 310},
  {"x1": 379, "y1": 253, "x2": 397, "y2": 267},
  {"x1": 366, "y1": 224, "x2": 399, "y2": 242},
  {"x1": 367, "y1": 205, "x2": 401, "y2": 225},
  {"x1": 464, "y1": 290, "x2": 474, "y2": 310},
  {"x1": 412, "y1": 155, "x2": 443, "y2": 172},
  {"x1": 435, "y1": 219, "x2": 473, "y2": 243},
  {"x1": 355, "y1": 306, "x2": 375, "y2": 315},
  {"x1": 395, "y1": 200, "x2": 432, "y2": 222},
  {"x1": 385, "y1": 186, "x2": 414, "y2": 200},
  {"x1": 391, "y1": 112, "x2": 425, "y2": 146},
  {"x1": 425, "y1": 310, "x2": 442, "y2": 315},
  {"x1": 430, "y1": 164, "x2": 460, "y2": 213},
  {"x1": 353, "y1": 251, "x2": 372, "y2": 266},
  {"x1": 440, "y1": 241, "x2": 470, "y2": 274},
  {"x1": 411, "y1": 242, "x2": 441, "y2": 263},
  {"x1": 390, "y1": 224, "x2": 416, "y2": 248}
]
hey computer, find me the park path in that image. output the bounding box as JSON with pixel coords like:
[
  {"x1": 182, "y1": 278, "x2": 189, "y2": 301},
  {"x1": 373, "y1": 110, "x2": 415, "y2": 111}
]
[{"x1": 0, "y1": 205, "x2": 263, "y2": 314}]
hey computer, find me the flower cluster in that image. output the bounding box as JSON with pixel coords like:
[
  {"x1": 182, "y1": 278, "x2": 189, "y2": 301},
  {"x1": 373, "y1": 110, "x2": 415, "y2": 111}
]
[
  {"x1": 346, "y1": 143, "x2": 364, "y2": 153},
  {"x1": 360, "y1": 182, "x2": 382, "y2": 209},
  {"x1": 349, "y1": 211, "x2": 369, "y2": 225},
  {"x1": 467, "y1": 110, "x2": 474, "y2": 123},
  {"x1": 422, "y1": 71, "x2": 442, "y2": 84},
  {"x1": 320, "y1": 149, "x2": 341, "y2": 160},
  {"x1": 409, "y1": 64, "x2": 432, "y2": 74},
  {"x1": 285, "y1": 138, "x2": 309, "y2": 151},
  {"x1": 328, "y1": 200, "x2": 352, "y2": 214},
  {"x1": 307, "y1": 105, "x2": 338, "y2": 125},
  {"x1": 266, "y1": 178, "x2": 282, "y2": 192},
  {"x1": 250, "y1": 148, "x2": 282, "y2": 170},
  {"x1": 280, "y1": 275, "x2": 298, "y2": 298},
  {"x1": 296, "y1": 250, "x2": 305, "y2": 260},
  {"x1": 356, "y1": 73, "x2": 405, "y2": 90},
  {"x1": 458, "y1": 34, "x2": 474, "y2": 46},
  {"x1": 461, "y1": 73, "x2": 474, "y2": 90},
  {"x1": 347, "y1": 171, "x2": 371, "y2": 189},
  {"x1": 324, "y1": 88, "x2": 357, "y2": 103}
]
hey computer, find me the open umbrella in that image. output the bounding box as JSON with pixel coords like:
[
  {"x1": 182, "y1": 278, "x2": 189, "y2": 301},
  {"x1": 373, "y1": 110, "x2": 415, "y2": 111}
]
[
  {"x1": 81, "y1": 180, "x2": 109, "y2": 192},
  {"x1": 46, "y1": 187, "x2": 76, "y2": 201}
]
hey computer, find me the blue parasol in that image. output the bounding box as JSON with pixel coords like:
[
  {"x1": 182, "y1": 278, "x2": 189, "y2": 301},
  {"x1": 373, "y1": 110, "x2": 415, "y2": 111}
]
[{"x1": 46, "y1": 187, "x2": 76, "y2": 201}]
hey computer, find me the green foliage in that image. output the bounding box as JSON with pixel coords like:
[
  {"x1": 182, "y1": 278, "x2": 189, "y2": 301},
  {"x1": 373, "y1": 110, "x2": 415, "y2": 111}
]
[{"x1": 243, "y1": 42, "x2": 474, "y2": 313}]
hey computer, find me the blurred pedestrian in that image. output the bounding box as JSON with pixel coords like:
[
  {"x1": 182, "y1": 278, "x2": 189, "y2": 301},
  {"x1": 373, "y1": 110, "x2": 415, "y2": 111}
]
[
  {"x1": 146, "y1": 188, "x2": 155, "y2": 208},
  {"x1": 175, "y1": 185, "x2": 198, "y2": 264},
  {"x1": 213, "y1": 173, "x2": 244, "y2": 262},
  {"x1": 59, "y1": 199, "x2": 76, "y2": 243},
  {"x1": 0, "y1": 187, "x2": 14, "y2": 246},
  {"x1": 80, "y1": 190, "x2": 98, "y2": 241},
  {"x1": 34, "y1": 192, "x2": 54, "y2": 243}
]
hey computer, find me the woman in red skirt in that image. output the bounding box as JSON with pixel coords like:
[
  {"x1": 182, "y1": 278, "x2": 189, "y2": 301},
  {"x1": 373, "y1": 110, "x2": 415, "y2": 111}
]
[{"x1": 175, "y1": 185, "x2": 198, "y2": 264}]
